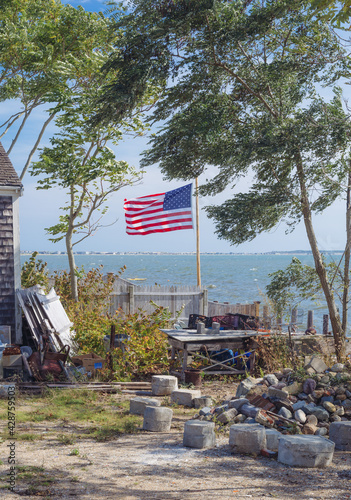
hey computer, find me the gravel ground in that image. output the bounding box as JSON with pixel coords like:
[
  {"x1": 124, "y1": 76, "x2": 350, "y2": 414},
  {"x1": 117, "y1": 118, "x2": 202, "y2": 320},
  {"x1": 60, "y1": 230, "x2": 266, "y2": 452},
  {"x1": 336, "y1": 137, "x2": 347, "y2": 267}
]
[{"x1": 0, "y1": 382, "x2": 350, "y2": 500}]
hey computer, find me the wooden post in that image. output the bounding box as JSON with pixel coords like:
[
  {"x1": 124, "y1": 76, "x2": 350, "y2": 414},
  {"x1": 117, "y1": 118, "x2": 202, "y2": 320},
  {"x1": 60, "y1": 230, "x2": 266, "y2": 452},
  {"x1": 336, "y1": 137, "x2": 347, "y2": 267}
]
[
  {"x1": 203, "y1": 288, "x2": 208, "y2": 316},
  {"x1": 110, "y1": 324, "x2": 116, "y2": 351},
  {"x1": 307, "y1": 310, "x2": 314, "y2": 329},
  {"x1": 323, "y1": 314, "x2": 329, "y2": 335},
  {"x1": 195, "y1": 178, "x2": 201, "y2": 288},
  {"x1": 254, "y1": 301, "x2": 260, "y2": 317},
  {"x1": 129, "y1": 285, "x2": 134, "y2": 314},
  {"x1": 291, "y1": 307, "x2": 297, "y2": 326}
]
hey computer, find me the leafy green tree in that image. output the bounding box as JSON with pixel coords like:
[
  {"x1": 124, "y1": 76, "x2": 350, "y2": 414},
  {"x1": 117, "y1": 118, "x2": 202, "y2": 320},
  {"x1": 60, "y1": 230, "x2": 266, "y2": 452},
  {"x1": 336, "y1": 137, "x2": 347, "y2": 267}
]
[
  {"x1": 309, "y1": 0, "x2": 351, "y2": 26},
  {"x1": 0, "y1": 0, "x2": 112, "y2": 180},
  {"x1": 99, "y1": 0, "x2": 351, "y2": 360},
  {"x1": 31, "y1": 97, "x2": 142, "y2": 301}
]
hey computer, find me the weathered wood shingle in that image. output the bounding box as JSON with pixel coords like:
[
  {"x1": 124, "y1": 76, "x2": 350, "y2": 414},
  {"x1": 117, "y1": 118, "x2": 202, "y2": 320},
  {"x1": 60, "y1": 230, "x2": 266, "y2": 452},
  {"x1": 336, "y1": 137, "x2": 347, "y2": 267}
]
[{"x1": 0, "y1": 142, "x2": 22, "y2": 188}]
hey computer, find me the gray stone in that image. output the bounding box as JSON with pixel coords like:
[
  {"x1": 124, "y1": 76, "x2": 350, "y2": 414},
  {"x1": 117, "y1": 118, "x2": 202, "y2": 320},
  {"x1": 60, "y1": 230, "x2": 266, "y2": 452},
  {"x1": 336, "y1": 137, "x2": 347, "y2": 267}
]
[
  {"x1": 183, "y1": 420, "x2": 216, "y2": 449},
  {"x1": 199, "y1": 406, "x2": 212, "y2": 417},
  {"x1": 331, "y1": 363, "x2": 345, "y2": 373},
  {"x1": 214, "y1": 404, "x2": 229, "y2": 414},
  {"x1": 240, "y1": 403, "x2": 259, "y2": 418},
  {"x1": 309, "y1": 406, "x2": 330, "y2": 422},
  {"x1": 264, "y1": 374, "x2": 279, "y2": 386},
  {"x1": 320, "y1": 375, "x2": 330, "y2": 384},
  {"x1": 315, "y1": 427, "x2": 328, "y2": 437},
  {"x1": 329, "y1": 421, "x2": 351, "y2": 450},
  {"x1": 265, "y1": 428, "x2": 282, "y2": 451},
  {"x1": 217, "y1": 408, "x2": 238, "y2": 424},
  {"x1": 235, "y1": 378, "x2": 255, "y2": 398},
  {"x1": 194, "y1": 396, "x2": 212, "y2": 409},
  {"x1": 306, "y1": 356, "x2": 329, "y2": 374},
  {"x1": 143, "y1": 406, "x2": 173, "y2": 432},
  {"x1": 278, "y1": 435, "x2": 335, "y2": 467},
  {"x1": 321, "y1": 395, "x2": 334, "y2": 404},
  {"x1": 294, "y1": 409, "x2": 307, "y2": 424},
  {"x1": 171, "y1": 389, "x2": 201, "y2": 407},
  {"x1": 152, "y1": 375, "x2": 178, "y2": 396},
  {"x1": 129, "y1": 397, "x2": 161, "y2": 415},
  {"x1": 229, "y1": 398, "x2": 249, "y2": 411},
  {"x1": 267, "y1": 386, "x2": 289, "y2": 399},
  {"x1": 234, "y1": 414, "x2": 247, "y2": 423},
  {"x1": 293, "y1": 400, "x2": 307, "y2": 411},
  {"x1": 278, "y1": 407, "x2": 292, "y2": 419},
  {"x1": 341, "y1": 399, "x2": 351, "y2": 409},
  {"x1": 245, "y1": 418, "x2": 257, "y2": 424},
  {"x1": 229, "y1": 424, "x2": 266, "y2": 455},
  {"x1": 306, "y1": 414, "x2": 318, "y2": 426}
]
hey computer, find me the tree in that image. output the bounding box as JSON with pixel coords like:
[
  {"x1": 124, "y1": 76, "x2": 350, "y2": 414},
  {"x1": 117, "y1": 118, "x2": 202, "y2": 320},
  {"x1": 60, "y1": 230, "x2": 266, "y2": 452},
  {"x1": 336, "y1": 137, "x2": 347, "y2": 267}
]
[
  {"x1": 98, "y1": 0, "x2": 351, "y2": 360},
  {"x1": 0, "y1": 0, "x2": 113, "y2": 180},
  {"x1": 309, "y1": 0, "x2": 351, "y2": 26},
  {"x1": 31, "y1": 97, "x2": 142, "y2": 301}
]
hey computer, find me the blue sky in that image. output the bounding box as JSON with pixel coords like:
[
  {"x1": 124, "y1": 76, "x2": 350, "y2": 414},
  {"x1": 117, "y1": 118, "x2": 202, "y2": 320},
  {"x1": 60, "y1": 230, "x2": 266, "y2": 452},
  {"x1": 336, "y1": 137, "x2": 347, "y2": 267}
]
[{"x1": 2, "y1": 0, "x2": 347, "y2": 254}]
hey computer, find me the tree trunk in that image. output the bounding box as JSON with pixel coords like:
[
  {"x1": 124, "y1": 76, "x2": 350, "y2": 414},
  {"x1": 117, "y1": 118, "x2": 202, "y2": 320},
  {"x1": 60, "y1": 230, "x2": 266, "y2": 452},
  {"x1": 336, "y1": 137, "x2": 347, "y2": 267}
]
[
  {"x1": 295, "y1": 152, "x2": 346, "y2": 361},
  {"x1": 342, "y1": 169, "x2": 351, "y2": 333},
  {"x1": 66, "y1": 227, "x2": 78, "y2": 302}
]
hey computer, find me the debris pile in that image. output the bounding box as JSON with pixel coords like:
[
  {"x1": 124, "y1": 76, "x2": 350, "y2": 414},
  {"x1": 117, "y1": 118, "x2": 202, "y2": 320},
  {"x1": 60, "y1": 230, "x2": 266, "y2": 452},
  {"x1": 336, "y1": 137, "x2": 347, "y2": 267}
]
[{"x1": 193, "y1": 356, "x2": 351, "y2": 438}]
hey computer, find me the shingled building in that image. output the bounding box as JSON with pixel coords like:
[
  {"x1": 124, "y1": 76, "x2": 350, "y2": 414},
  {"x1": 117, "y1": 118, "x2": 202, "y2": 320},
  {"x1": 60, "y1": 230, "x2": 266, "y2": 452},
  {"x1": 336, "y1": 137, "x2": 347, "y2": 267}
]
[{"x1": 0, "y1": 143, "x2": 23, "y2": 344}]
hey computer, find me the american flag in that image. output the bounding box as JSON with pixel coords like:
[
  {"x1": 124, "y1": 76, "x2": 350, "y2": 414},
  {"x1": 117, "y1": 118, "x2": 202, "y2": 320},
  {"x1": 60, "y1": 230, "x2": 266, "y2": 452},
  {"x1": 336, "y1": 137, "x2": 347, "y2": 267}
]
[{"x1": 124, "y1": 184, "x2": 194, "y2": 235}]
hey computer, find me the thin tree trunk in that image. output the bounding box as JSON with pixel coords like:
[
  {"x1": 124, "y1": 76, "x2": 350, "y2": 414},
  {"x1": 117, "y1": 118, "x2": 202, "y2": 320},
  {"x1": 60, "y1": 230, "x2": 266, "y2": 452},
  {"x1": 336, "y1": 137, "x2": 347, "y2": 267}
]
[
  {"x1": 342, "y1": 168, "x2": 351, "y2": 333},
  {"x1": 295, "y1": 152, "x2": 346, "y2": 361},
  {"x1": 20, "y1": 111, "x2": 57, "y2": 181},
  {"x1": 66, "y1": 186, "x2": 79, "y2": 302}
]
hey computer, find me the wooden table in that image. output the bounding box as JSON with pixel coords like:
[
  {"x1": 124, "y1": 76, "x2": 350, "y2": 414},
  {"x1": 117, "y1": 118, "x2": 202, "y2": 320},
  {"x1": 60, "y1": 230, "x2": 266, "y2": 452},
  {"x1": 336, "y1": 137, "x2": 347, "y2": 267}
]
[{"x1": 162, "y1": 329, "x2": 264, "y2": 379}]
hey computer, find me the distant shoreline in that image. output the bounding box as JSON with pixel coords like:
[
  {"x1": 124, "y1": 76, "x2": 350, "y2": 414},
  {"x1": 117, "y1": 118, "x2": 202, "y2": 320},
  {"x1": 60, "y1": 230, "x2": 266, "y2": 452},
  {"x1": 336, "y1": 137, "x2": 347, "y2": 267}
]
[{"x1": 21, "y1": 250, "x2": 344, "y2": 256}]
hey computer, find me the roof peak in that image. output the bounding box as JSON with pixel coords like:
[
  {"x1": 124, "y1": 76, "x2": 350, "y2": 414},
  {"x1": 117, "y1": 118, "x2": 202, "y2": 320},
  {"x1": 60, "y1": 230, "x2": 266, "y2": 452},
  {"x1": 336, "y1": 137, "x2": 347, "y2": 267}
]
[{"x1": 0, "y1": 143, "x2": 23, "y2": 188}]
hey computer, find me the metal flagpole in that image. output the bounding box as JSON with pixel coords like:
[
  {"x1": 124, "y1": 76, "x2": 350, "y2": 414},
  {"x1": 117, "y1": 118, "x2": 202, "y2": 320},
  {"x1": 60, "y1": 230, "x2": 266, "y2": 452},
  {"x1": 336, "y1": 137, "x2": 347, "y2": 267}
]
[{"x1": 195, "y1": 177, "x2": 201, "y2": 288}]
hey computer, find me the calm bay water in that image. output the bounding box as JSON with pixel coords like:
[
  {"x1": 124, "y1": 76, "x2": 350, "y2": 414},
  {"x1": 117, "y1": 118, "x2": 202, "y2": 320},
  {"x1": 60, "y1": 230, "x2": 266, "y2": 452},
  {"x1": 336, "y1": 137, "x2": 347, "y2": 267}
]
[{"x1": 20, "y1": 252, "x2": 346, "y2": 332}]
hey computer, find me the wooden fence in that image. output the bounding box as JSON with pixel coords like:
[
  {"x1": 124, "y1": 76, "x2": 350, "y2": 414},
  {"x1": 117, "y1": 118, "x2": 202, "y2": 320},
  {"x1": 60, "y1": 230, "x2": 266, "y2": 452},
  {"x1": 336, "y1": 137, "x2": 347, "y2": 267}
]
[{"x1": 108, "y1": 278, "x2": 262, "y2": 322}]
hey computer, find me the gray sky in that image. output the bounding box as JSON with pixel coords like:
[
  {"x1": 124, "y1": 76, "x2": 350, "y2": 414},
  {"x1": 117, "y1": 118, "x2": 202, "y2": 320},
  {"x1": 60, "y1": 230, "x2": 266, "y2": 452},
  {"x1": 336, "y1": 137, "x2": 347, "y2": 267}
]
[{"x1": 2, "y1": 0, "x2": 347, "y2": 254}]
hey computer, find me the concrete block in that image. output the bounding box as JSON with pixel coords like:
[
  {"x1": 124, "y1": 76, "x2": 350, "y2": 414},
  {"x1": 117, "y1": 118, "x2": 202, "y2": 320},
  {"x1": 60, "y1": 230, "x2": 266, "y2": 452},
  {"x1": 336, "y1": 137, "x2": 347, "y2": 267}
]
[
  {"x1": 129, "y1": 397, "x2": 161, "y2": 415},
  {"x1": 278, "y1": 435, "x2": 335, "y2": 467},
  {"x1": 265, "y1": 428, "x2": 282, "y2": 451},
  {"x1": 216, "y1": 408, "x2": 238, "y2": 424},
  {"x1": 143, "y1": 406, "x2": 173, "y2": 432},
  {"x1": 194, "y1": 396, "x2": 212, "y2": 409},
  {"x1": 229, "y1": 424, "x2": 266, "y2": 455},
  {"x1": 240, "y1": 403, "x2": 259, "y2": 418},
  {"x1": 307, "y1": 356, "x2": 328, "y2": 374},
  {"x1": 229, "y1": 398, "x2": 249, "y2": 411},
  {"x1": 183, "y1": 420, "x2": 216, "y2": 449},
  {"x1": 171, "y1": 389, "x2": 201, "y2": 407},
  {"x1": 151, "y1": 375, "x2": 178, "y2": 396},
  {"x1": 236, "y1": 378, "x2": 255, "y2": 397},
  {"x1": 329, "y1": 421, "x2": 351, "y2": 450}
]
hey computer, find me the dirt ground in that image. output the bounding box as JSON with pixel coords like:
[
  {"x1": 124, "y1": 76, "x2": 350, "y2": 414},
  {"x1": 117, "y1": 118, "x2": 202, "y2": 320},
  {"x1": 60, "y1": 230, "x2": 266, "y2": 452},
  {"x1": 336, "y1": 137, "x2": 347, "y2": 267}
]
[{"x1": 0, "y1": 381, "x2": 351, "y2": 500}]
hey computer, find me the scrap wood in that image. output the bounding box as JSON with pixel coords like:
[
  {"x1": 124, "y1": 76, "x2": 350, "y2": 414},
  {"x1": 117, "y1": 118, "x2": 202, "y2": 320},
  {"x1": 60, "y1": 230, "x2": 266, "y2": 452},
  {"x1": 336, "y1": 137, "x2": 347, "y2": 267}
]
[{"x1": 265, "y1": 409, "x2": 303, "y2": 428}]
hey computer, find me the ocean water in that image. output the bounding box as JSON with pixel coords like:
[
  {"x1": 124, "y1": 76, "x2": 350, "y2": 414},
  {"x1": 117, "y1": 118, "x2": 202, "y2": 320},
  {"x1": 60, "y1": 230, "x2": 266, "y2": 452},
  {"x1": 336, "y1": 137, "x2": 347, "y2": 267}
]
[{"x1": 20, "y1": 252, "x2": 346, "y2": 333}]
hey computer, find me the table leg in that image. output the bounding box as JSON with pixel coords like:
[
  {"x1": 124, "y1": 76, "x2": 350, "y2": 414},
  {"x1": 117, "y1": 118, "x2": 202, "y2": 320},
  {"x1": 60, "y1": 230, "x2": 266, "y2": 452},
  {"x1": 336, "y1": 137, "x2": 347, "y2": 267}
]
[
  {"x1": 181, "y1": 348, "x2": 188, "y2": 381},
  {"x1": 171, "y1": 346, "x2": 176, "y2": 360}
]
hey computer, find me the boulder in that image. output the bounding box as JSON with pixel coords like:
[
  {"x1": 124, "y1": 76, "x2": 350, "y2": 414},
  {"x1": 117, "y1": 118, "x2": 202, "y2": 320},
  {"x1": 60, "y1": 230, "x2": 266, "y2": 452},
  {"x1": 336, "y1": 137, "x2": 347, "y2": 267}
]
[{"x1": 278, "y1": 435, "x2": 335, "y2": 468}]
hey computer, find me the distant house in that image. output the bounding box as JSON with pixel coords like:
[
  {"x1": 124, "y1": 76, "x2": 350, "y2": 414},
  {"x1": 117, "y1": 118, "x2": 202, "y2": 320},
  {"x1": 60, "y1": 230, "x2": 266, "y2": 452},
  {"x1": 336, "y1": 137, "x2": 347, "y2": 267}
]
[{"x1": 0, "y1": 143, "x2": 23, "y2": 344}]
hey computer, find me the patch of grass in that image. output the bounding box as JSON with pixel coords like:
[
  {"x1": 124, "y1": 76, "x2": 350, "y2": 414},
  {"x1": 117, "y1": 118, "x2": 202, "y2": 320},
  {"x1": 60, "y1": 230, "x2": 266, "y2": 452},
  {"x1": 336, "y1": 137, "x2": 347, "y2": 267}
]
[
  {"x1": 57, "y1": 434, "x2": 76, "y2": 446},
  {"x1": 69, "y1": 448, "x2": 79, "y2": 456}
]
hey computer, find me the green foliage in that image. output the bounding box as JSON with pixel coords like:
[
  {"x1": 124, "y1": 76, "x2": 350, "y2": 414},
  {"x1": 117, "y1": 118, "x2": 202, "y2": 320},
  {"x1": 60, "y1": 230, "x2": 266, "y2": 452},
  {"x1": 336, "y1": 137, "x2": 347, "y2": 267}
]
[
  {"x1": 111, "y1": 306, "x2": 174, "y2": 377},
  {"x1": 21, "y1": 251, "x2": 50, "y2": 290},
  {"x1": 310, "y1": 0, "x2": 351, "y2": 26},
  {"x1": 255, "y1": 334, "x2": 293, "y2": 373}
]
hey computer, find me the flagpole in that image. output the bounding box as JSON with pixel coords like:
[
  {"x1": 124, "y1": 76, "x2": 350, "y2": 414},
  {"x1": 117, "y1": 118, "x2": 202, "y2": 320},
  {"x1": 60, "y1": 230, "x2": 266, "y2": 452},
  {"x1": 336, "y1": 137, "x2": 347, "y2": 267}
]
[{"x1": 195, "y1": 177, "x2": 201, "y2": 288}]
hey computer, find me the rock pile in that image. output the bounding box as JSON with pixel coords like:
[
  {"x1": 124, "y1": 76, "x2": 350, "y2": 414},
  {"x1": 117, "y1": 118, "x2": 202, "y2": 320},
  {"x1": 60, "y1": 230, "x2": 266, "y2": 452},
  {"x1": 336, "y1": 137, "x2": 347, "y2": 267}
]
[{"x1": 193, "y1": 356, "x2": 351, "y2": 439}]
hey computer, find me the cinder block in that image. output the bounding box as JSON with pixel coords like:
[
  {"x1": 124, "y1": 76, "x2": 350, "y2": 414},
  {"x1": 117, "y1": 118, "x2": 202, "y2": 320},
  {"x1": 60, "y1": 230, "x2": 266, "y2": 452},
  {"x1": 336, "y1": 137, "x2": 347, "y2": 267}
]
[
  {"x1": 194, "y1": 396, "x2": 212, "y2": 409},
  {"x1": 151, "y1": 375, "x2": 178, "y2": 396},
  {"x1": 265, "y1": 428, "x2": 282, "y2": 451},
  {"x1": 183, "y1": 420, "x2": 216, "y2": 449},
  {"x1": 129, "y1": 397, "x2": 161, "y2": 415},
  {"x1": 278, "y1": 435, "x2": 334, "y2": 467},
  {"x1": 143, "y1": 406, "x2": 173, "y2": 432},
  {"x1": 229, "y1": 424, "x2": 266, "y2": 455},
  {"x1": 329, "y1": 421, "x2": 351, "y2": 450},
  {"x1": 171, "y1": 389, "x2": 201, "y2": 407}
]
